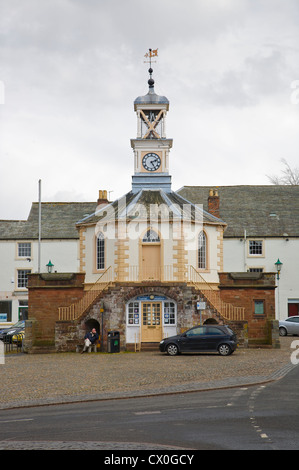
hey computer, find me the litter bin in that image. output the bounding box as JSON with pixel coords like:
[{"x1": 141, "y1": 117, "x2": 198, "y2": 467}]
[{"x1": 107, "y1": 331, "x2": 120, "y2": 353}]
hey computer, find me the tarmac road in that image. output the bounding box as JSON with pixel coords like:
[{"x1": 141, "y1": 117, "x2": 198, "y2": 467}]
[{"x1": 0, "y1": 364, "x2": 299, "y2": 450}]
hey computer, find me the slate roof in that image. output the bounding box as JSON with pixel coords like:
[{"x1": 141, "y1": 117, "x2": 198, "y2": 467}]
[
  {"x1": 0, "y1": 202, "x2": 97, "y2": 240},
  {"x1": 76, "y1": 189, "x2": 226, "y2": 227},
  {"x1": 177, "y1": 185, "x2": 299, "y2": 238}
]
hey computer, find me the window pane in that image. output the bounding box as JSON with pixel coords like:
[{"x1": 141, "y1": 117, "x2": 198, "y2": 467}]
[
  {"x1": 254, "y1": 300, "x2": 264, "y2": 314},
  {"x1": 96, "y1": 233, "x2": 105, "y2": 270},
  {"x1": 206, "y1": 327, "x2": 223, "y2": 335},
  {"x1": 143, "y1": 229, "x2": 160, "y2": 243},
  {"x1": 0, "y1": 301, "x2": 12, "y2": 322},
  {"x1": 18, "y1": 243, "x2": 31, "y2": 257},
  {"x1": 17, "y1": 270, "x2": 31, "y2": 288},
  {"x1": 249, "y1": 240, "x2": 263, "y2": 255},
  {"x1": 198, "y1": 231, "x2": 206, "y2": 269}
]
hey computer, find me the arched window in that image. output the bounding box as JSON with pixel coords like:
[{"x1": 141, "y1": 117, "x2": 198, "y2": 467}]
[
  {"x1": 96, "y1": 232, "x2": 105, "y2": 270},
  {"x1": 198, "y1": 231, "x2": 206, "y2": 269},
  {"x1": 142, "y1": 229, "x2": 160, "y2": 243}
]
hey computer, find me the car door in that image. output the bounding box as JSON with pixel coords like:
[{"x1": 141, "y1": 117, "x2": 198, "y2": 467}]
[
  {"x1": 204, "y1": 326, "x2": 227, "y2": 351},
  {"x1": 180, "y1": 326, "x2": 208, "y2": 352},
  {"x1": 286, "y1": 317, "x2": 299, "y2": 334}
]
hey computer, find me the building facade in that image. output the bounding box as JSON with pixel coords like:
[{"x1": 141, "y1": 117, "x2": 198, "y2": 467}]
[
  {"x1": 5, "y1": 63, "x2": 278, "y2": 352},
  {"x1": 178, "y1": 185, "x2": 299, "y2": 321},
  {"x1": 67, "y1": 66, "x2": 228, "y2": 350},
  {"x1": 0, "y1": 202, "x2": 95, "y2": 324}
]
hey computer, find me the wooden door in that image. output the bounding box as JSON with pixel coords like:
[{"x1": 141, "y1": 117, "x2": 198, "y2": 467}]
[
  {"x1": 141, "y1": 302, "x2": 162, "y2": 342},
  {"x1": 288, "y1": 303, "x2": 299, "y2": 317},
  {"x1": 141, "y1": 245, "x2": 161, "y2": 280}
]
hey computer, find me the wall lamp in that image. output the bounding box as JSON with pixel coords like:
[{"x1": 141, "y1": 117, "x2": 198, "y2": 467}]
[{"x1": 275, "y1": 258, "x2": 283, "y2": 280}]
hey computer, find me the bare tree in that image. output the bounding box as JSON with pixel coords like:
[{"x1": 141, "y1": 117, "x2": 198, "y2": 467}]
[{"x1": 267, "y1": 158, "x2": 299, "y2": 185}]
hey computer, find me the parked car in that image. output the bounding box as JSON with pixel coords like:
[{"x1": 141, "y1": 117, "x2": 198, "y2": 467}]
[
  {"x1": 0, "y1": 320, "x2": 25, "y2": 343},
  {"x1": 279, "y1": 316, "x2": 299, "y2": 336},
  {"x1": 159, "y1": 325, "x2": 237, "y2": 356}
]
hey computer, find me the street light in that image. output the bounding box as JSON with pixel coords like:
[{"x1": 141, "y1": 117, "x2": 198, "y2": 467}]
[
  {"x1": 46, "y1": 260, "x2": 54, "y2": 273},
  {"x1": 275, "y1": 258, "x2": 283, "y2": 280}
]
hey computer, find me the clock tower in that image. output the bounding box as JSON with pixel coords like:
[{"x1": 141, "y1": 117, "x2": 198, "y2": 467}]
[{"x1": 131, "y1": 54, "x2": 173, "y2": 193}]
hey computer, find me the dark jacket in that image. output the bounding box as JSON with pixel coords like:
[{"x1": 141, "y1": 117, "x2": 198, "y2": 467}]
[{"x1": 85, "y1": 331, "x2": 99, "y2": 344}]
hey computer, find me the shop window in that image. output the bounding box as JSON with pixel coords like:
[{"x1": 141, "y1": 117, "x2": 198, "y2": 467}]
[
  {"x1": 163, "y1": 302, "x2": 176, "y2": 325},
  {"x1": 128, "y1": 302, "x2": 140, "y2": 325},
  {"x1": 0, "y1": 301, "x2": 12, "y2": 322}
]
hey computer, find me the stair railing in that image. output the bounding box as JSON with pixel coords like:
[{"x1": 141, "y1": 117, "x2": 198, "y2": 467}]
[
  {"x1": 189, "y1": 266, "x2": 245, "y2": 321},
  {"x1": 58, "y1": 266, "x2": 113, "y2": 321}
]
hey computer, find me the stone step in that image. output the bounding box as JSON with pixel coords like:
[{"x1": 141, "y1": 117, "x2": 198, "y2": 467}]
[{"x1": 140, "y1": 342, "x2": 159, "y2": 352}]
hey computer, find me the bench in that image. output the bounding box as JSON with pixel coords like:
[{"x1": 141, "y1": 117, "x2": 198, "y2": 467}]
[{"x1": 76, "y1": 343, "x2": 97, "y2": 353}]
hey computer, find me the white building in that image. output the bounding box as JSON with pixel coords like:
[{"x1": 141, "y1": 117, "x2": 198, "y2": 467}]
[
  {"x1": 0, "y1": 201, "x2": 96, "y2": 324},
  {"x1": 177, "y1": 185, "x2": 299, "y2": 321}
]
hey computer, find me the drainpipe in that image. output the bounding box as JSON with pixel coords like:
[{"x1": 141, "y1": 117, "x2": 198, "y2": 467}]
[{"x1": 244, "y1": 229, "x2": 247, "y2": 272}]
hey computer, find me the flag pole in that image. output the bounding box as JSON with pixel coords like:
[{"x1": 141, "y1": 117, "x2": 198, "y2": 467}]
[{"x1": 38, "y1": 179, "x2": 41, "y2": 273}]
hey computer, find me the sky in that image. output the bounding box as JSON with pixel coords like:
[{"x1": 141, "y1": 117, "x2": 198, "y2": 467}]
[{"x1": 0, "y1": 0, "x2": 299, "y2": 220}]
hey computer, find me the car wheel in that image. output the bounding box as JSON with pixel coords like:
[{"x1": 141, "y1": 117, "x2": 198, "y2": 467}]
[
  {"x1": 166, "y1": 343, "x2": 179, "y2": 356},
  {"x1": 218, "y1": 344, "x2": 232, "y2": 356},
  {"x1": 279, "y1": 327, "x2": 287, "y2": 336}
]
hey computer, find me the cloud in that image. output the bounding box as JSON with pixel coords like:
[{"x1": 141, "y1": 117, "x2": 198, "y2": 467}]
[{"x1": 0, "y1": 0, "x2": 299, "y2": 219}]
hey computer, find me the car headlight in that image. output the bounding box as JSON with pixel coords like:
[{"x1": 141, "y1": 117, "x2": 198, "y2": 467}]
[{"x1": 160, "y1": 340, "x2": 164, "y2": 344}]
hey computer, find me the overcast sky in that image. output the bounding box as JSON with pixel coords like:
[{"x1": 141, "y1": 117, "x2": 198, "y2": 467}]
[{"x1": 0, "y1": 0, "x2": 298, "y2": 219}]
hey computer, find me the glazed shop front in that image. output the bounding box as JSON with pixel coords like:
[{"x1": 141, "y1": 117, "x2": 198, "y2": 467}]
[{"x1": 126, "y1": 295, "x2": 177, "y2": 345}]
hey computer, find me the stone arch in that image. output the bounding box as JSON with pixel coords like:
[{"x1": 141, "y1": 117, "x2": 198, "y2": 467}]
[
  {"x1": 84, "y1": 318, "x2": 100, "y2": 335},
  {"x1": 123, "y1": 285, "x2": 182, "y2": 304},
  {"x1": 203, "y1": 317, "x2": 219, "y2": 325}
]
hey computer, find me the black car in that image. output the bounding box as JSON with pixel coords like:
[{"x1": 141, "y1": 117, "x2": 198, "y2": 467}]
[
  {"x1": 0, "y1": 320, "x2": 25, "y2": 343},
  {"x1": 159, "y1": 325, "x2": 237, "y2": 356}
]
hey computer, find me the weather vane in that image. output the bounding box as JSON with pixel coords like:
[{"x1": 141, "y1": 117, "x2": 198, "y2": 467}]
[{"x1": 144, "y1": 48, "x2": 158, "y2": 67}]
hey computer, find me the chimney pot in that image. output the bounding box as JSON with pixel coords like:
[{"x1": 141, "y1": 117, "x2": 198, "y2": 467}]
[
  {"x1": 97, "y1": 189, "x2": 109, "y2": 207},
  {"x1": 208, "y1": 188, "x2": 220, "y2": 219}
]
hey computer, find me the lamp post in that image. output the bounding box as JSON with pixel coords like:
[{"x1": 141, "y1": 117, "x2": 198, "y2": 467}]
[
  {"x1": 275, "y1": 258, "x2": 283, "y2": 280},
  {"x1": 275, "y1": 258, "x2": 283, "y2": 319},
  {"x1": 46, "y1": 260, "x2": 54, "y2": 273}
]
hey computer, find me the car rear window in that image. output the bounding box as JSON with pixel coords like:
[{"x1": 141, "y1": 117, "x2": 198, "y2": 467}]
[{"x1": 206, "y1": 327, "x2": 225, "y2": 335}]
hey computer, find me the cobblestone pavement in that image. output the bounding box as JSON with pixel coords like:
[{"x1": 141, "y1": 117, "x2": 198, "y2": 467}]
[
  {"x1": 0, "y1": 338, "x2": 297, "y2": 450},
  {"x1": 0, "y1": 337, "x2": 296, "y2": 410}
]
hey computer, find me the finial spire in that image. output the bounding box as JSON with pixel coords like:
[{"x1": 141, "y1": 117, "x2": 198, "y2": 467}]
[{"x1": 144, "y1": 48, "x2": 158, "y2": 90}]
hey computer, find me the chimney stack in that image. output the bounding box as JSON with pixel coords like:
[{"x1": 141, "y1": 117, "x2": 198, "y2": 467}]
[
  {"x1": 208, "y1": 189, "x2": 220, "y2": 218},
  {"x1": 97, "y1": 189, "x2": 109, "y2": 207}
]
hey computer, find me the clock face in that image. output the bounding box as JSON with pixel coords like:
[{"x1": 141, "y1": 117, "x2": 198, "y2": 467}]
[{"x1": 142, "y1": 153, "x2": 161, "y2": 171}]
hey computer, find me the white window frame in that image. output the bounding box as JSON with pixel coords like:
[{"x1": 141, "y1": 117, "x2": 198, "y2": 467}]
[
  {"x1": 248, "y1": 239, "x2": 264, "y2": 258},
  {"x1": 96, "y1": 232, "x2": 105, "y2": 270},
  {"x1": 16, "y1": 269, "x2": 31, "y2": 290},
  {"x1": 17, "y1": 242, "x2": 32, "y2": 259}
]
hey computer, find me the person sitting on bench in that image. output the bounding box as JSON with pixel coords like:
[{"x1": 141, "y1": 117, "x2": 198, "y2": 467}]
[{"x1": 81, "y1": 328, "x2": 99, "y2": 353}]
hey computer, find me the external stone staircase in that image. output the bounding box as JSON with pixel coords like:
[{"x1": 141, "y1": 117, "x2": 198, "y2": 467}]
[{"x1": 58, "y1": 265, "x2": 245, "y2": 352}]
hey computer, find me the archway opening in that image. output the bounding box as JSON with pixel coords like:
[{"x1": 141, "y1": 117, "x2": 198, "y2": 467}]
[{"x1": 84, "y1": 319, "x2": 100, "y2": 335}]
